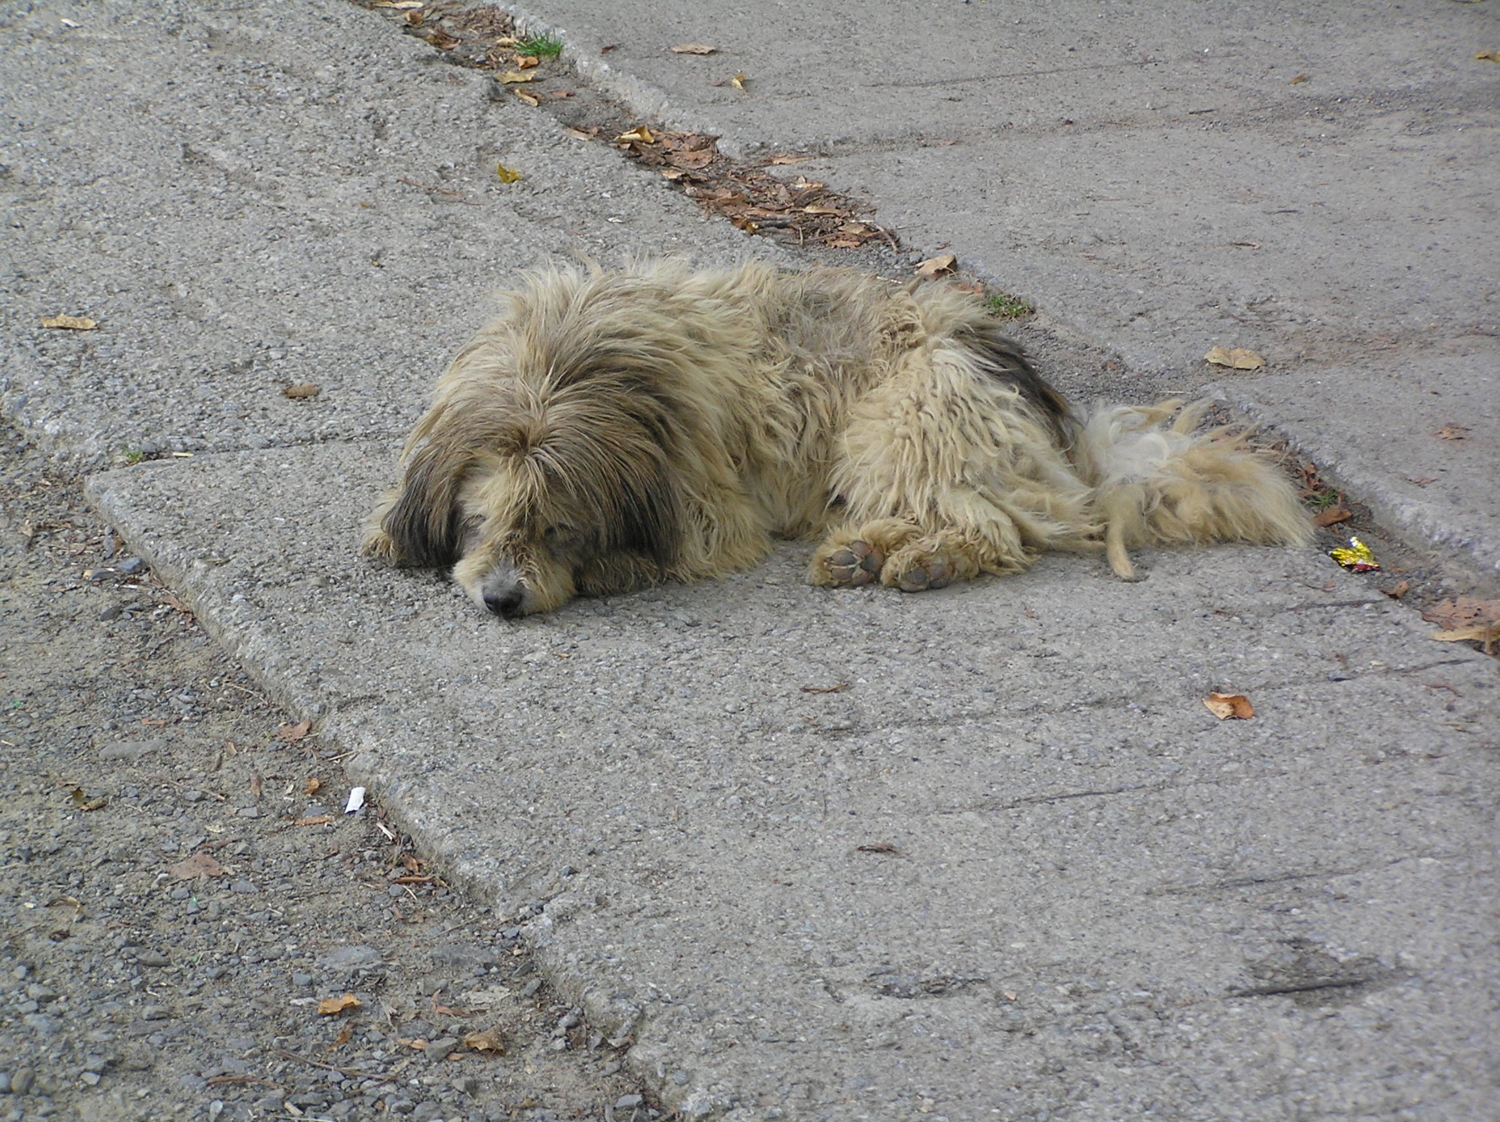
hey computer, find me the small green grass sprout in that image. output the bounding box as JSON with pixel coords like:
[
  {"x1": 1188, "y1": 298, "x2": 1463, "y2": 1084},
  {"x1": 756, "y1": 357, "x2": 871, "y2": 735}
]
[
  {"x1": 984, "y1": 291, "x2": 1035, "y2": 320},
  {"x1": 515, "y1": 32, "x2": 563, "y2": 60}
]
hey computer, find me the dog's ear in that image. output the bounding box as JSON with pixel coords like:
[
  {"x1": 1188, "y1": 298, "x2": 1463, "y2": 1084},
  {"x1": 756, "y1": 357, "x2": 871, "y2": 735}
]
[
  {"x1": 615, "y1": 443, "x2": 682, "y2": 574},
  {"x1": 379, "y1": 437, "x2": 469, "y2": 568}
]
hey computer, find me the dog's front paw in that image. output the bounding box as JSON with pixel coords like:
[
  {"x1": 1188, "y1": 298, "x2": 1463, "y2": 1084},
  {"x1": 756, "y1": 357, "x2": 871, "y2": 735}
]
[
  {"x1": 885, "y1": 552, "x2": 955, "y2": 592},
  {"x1": 814, "y1": 539, "x2": 885, "y2": 587}
]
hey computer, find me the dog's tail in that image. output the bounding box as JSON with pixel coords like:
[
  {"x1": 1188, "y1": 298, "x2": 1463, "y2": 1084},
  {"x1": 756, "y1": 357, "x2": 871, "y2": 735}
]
[{"x1": 1073, "y1": 400, "x2": 1312, "y2": 580}]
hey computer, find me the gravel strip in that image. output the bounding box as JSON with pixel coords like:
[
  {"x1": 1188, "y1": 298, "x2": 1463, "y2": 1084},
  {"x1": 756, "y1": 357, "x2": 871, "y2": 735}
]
[{"x1": 0, "y1": 429, "x2": 662, "y2": 1122}]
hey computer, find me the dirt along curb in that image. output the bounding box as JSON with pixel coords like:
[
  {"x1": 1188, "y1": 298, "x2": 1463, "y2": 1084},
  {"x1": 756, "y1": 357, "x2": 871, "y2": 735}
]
[{"x1": 0, "y1": 433, "x2": 663, "y2": 1121}]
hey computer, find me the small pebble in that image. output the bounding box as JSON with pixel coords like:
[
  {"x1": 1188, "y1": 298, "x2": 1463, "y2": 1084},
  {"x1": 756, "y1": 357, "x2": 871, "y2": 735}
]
[{"x1": 423, "y1": 1036, "x2": 459, "y2": 1062}]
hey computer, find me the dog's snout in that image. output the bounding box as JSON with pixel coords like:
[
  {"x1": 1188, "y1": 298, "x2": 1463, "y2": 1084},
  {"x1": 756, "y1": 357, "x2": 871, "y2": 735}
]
[{"x1": 483, "y1": 587, "x2": 525, "y2": 618}]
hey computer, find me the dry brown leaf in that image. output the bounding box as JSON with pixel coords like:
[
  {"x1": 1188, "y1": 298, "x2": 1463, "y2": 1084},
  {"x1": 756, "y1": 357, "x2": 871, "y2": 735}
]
[
  {"x1": 167, "y1": 853, "x2": 227, "y2": 880},
  {"x1": 1421, "y1": 596, "x2": 1500, "y2": 630},
  {"x1": 326, "y1": 1022, "x2": 353, "y2": 1050},
  {"x1": 767, "y1": 154, "x2": 810, "y2": 165},
  {"x1": 276, "y1": 720, "x2": 313, "y2": 742},
  {"x1": 1204, "y1": 346, "x2": 1266, "y2": 370},
  {"x1": 1430, "y1": 624, "x2": 1498, "y2": 649},
  {"x1": 616, "y1": 126, "x2": 655, "y2": 144},
  {"x1": 511, "y1": 89, "x2": 539, "y2": 107},
  {"x1": 561, "y1": 126, "x2": 597, "y2": 141},
  {"x1": 666, "y1": 147, "x2": 715, "y2": 170},
  {"x1": 1312, "y1": 506, "x2": 1351, "y2": 527},
  {"x1": 304, "y1": 777, "x2": 323, "y2": 796},
  {"x1": 39, "y1": 314, "x2": 98, "y2": 330},
  {"x1": 282, "y1": 382, "x2": 320, "y2": 399},
  {"x1": 293, "y1": 814, "x2": 335, "y2": 827},
  {"x1": 670, "y1": 44, "x2": 717, "y2": 55},
  {"x1": 1433, "y1": 423, "x2": 1471, "y2": 440},
  {"x1": 514, "y1": 55, "x2": 539, "y2": 69},
  {"x1": 1204, "y1": 692, "x2": 1254, "y2": 720},
  {"x1": 318, "y1": 993, "x2": 361, "y2": 1016},
  {"x1": 915, "y1": 254, "x2": 957, "y2": 279},
  {"x1": 1290, "y1": 73, "x2": 1309, "y2": 84},
  {"x1": 464, "y1": 1028, "x2": 507, "y2": 1054},
  {"x1": 1381, "y1": 580, "x2": 1411, "y2": 600}
]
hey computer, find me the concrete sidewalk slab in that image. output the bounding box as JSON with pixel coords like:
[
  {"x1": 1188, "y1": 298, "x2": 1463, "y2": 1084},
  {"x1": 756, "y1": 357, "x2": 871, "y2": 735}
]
[
  {"x1": 87, "y1": 444, "x2": 1500, "y2": 1119},
  {"x1": 515, "y1": 0, "x2": 1500, "y2": 581},
  {"x1": 0, "y1": 0, "x2": 772, "y2": 467},
  {"x1": 4, "y1": 1, "x2": 1498, "y2": 1117}
]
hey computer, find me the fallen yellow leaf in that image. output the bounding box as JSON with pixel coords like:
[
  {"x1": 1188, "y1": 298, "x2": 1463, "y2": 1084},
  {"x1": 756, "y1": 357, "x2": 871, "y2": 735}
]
[
  {"x1": 1475, "y1": 51, "x2": 1500, "y2": 63},
  {"x1": 282, "y1": 382, "x2": 320, "y2": 399},
  {"x1": 1430, "y1": 625, "x2": 1497, "y2": 645},
  {"x1": 730, "y1": 73, "x2": 748, "y2": 90},
  {"x1": 464, "y1": 1028, "x2": 507, "y2": 1053},
  {"x1": 1203, "y1": 693, "x2": 1254, "y2": 720},
  {"x1": 1204, "y1": 346, "x2": 1266, "y2": 370},
  {"x1": 39, "y1": 314, "x2": 98, "y2": 330},
  {"x1": 915, "y1": 254, "x2": 957, "y2": 279},
  {"x1": 511, "y1": 88, "x2": 540, "y2": 107},
  {"x1": 499, "y1": 70, "x2": 536, "y2": 84},
  {"x1": 616, "y1": 126, "x2": 655, "y2": 144},
  {"x1": 670, "y1": 44, "x2": 717, "y2": 55},
  {"x1": 496, "y1": 163, "x2": 523, "y2": 183},
  {"x1": 318, "y1": 993, "x2": 362, "y2": 1016}
]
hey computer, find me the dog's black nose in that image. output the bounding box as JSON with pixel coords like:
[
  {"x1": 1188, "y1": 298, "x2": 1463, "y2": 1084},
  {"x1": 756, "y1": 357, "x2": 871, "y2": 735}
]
[{"x1": 483, "y1": 588, "x2": 525, "y2": 618}]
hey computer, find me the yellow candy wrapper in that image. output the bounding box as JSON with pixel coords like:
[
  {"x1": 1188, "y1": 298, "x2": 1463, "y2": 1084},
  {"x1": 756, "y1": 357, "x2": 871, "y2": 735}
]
[{"x1": 1330, "y1": 537, "x2": 1380, "y2": 572}]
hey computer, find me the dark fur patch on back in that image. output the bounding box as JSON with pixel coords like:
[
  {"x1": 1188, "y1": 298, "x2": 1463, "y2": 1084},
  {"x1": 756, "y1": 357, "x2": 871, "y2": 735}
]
[{"x1": 960, "y1": 323, "x2": 1074, "y2": 443}]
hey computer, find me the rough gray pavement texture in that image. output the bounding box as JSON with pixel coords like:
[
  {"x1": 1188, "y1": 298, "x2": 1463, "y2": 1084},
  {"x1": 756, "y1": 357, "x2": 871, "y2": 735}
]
[
  {"x1": 2, "y1": 1, "x2": 1498, "y2": 1121},
  {"x1": 0, "y1": 0, "x2": 777, "y2": 468},
  {"x1": 86, "y1": 445, "x2": 1500, "y2": 1121},
  {"x1": 520, "y1": 0, "x2": 1500, "y2": 585}
]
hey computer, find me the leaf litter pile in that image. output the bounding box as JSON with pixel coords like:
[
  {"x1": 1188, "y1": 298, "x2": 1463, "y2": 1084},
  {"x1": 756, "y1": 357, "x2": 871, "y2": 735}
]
[
  {"x1": 612, "y1": 126, "x2": 894, "y2": 250},
  {"x1": 352, "y1": 0, "x2": 898, "y2": 252}
]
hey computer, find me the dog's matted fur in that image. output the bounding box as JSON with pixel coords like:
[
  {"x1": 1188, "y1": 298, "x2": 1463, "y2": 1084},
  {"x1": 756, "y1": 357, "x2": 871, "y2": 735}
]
[{"x1": 364, "y1": 261, "x2": 1310, "y2": 617}]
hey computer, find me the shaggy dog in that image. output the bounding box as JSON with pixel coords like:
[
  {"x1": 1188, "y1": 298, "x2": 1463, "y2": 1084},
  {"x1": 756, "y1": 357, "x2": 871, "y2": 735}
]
[{"x1": 364, "y1": 261, "x2": 1310, "y2": 617}]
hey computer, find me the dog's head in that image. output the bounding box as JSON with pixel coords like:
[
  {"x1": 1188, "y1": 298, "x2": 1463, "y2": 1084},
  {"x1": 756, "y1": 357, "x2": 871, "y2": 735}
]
[{"x1": 365, "y1": 322, "x2": 687, "y2": 617}]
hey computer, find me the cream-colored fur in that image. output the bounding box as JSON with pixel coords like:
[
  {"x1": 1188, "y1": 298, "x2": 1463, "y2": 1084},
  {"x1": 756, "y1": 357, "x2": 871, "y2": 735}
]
[{"x1": 364, "y1": 261, "x2": 1311, "y2": 616}]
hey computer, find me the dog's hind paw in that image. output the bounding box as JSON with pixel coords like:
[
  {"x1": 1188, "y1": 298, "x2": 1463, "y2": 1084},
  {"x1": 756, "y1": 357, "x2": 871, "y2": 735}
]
[
  {"x1": 888, "y1": 553, "x2": 955, "y2": 592},
  {"x1": 818, "y1": 539, "x2": 884, "y2": 587}
]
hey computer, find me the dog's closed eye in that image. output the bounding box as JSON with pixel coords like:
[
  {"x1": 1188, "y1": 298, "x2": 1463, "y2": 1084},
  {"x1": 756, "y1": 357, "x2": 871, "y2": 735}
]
[{"x1": 542, "y1": 522, "x2": 584, "y2": 549}]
